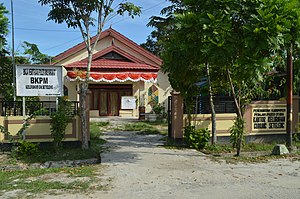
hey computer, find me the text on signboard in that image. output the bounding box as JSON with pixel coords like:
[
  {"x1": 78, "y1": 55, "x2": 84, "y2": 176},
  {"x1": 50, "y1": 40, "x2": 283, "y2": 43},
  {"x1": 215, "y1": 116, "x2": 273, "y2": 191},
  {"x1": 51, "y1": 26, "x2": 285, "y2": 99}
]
[{"x1": 252, "y1": 108, "x2": 286, "y2": 130}]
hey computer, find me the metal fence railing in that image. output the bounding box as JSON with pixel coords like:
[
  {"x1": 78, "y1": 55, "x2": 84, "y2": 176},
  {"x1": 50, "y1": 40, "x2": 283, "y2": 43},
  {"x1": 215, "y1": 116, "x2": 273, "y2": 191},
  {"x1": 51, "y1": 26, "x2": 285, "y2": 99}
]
[
  {"x1": 0, "y1": 100, "x2": 79, "y2": 116},
  {"x1": 184, "y1": 96, "x2": 236, "y2": 114}
]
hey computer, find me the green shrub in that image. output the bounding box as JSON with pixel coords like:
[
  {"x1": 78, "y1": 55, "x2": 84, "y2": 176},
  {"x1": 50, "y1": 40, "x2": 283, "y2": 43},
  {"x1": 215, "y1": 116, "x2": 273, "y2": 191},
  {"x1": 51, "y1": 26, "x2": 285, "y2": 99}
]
[
  {"x1": 50, "y1": 97, "x2": 74, "y2": 150},
  {"x1": 184, "y1": 126, "x2": 210, "y2": 150},
  {"x1": 152, "y1": 103, "x2": 165, "y2": 114},
  {"x1": 230, "y1": 117, "x2": 245, "y2": 156},
  {"x1": 293, "y1": 132, "x2": 300, "y2": 143},
  {"x1": 90, "y1": 122, "x2": 106, "y2": 140},
  {"x1": 15, "y1": 140, "x2": 39, "y2": 158},
  {"x1": 230, "y1": 117, "x2": 245, "y2": 154}
]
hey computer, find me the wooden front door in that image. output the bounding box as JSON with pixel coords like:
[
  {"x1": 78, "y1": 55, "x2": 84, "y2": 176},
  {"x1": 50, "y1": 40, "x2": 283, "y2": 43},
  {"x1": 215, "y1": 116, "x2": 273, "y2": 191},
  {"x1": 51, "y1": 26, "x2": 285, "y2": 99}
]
[
  {"x1": 98, "y1": 91, "x2": 119, "y2": 116},
  {"x1": 89, "y1": 84, "x2": 132, "y2": 116}
]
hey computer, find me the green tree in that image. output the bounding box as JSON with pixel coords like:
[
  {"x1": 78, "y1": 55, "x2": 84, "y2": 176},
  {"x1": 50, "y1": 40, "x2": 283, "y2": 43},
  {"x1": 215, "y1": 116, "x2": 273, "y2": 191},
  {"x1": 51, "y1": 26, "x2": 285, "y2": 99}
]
[
  {"x1": 146, "y1": 0, "x2": 186, "y2": 57},
  {"x1": 159, "y1": 13, "x2": 203, "y2": 125},
  {"x1": 0, "y1": 3, "x2": 9, "y2": 55},
  {"x1": 254, "y1": 0, "x2": 300, "y2": 149},
  {"x1": 0, "y1": 56, "x2": 29, "y2": 100},
  {"x1": 177, "y1": 0, "x2": 300, "y2": 155},
  {"x1": 153, "y1": 1, "x2": 223, "y2": 144},
  {"x1": 140, "y1": 35, "x2": 161, "y2": 56},
  {"x1": 0, "y1": 3, "x2": 11, "y2": 99},
  {"x1": 155, "y1": 0, "x2": 286, "y2": 154},
  {"x1": 191, "y1": 0, "x2": 274, "y2": 156},
  {"x1": 22, "y1": 41, "x2": 51, "y2": 64},
  {"x1": 39, "y1": 0, "x2": 141, "y2": 149}
]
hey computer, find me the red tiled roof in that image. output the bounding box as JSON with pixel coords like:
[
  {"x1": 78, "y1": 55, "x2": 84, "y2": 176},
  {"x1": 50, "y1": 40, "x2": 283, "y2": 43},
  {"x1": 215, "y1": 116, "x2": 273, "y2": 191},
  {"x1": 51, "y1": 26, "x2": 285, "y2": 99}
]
[
  {"x1": 65, "y1": 59, "x2": 159, "y2": 71},
  {"x1": 54, "y1": 28, "x2": 162, "y2": 67}
]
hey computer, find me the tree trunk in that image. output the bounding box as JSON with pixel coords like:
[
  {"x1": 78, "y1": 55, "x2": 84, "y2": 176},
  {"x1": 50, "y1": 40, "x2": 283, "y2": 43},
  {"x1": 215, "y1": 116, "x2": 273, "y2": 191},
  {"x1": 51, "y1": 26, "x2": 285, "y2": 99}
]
[
  {"x1": 185, "y1": 100, "x2": 192, "y2": 127},
  {"x1": 226, "y1": 69, "x2": 242, "y2": 118},
  {"x1": 206, "y1": 63, "x2": 217, "y2": 145},
  {"x1": 286, "y1": 44, "x2": 293, "y2": 150},
  {"x1": 80, "y1": 45, "x2": 93, "y2": 150},
  {"x1": 79, "y1": 82, "x2": 89, "y2": 150},
  {"x1": 227, "y1": 68, "x2": 243, "y2": 156}
]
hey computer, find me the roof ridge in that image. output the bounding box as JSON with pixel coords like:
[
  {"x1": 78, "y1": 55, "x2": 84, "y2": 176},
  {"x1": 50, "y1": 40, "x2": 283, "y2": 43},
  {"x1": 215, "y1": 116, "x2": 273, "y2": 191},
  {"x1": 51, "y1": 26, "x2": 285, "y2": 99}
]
[
  {"x1": 108, "y1": 28, "x2": 162, "y2": 65},
  {"x1": 53, "y1": 28, "x2": 162, "y2": 67},
  {"x1": 53, "y1": 29, "x2": 110, "y2": 63}
]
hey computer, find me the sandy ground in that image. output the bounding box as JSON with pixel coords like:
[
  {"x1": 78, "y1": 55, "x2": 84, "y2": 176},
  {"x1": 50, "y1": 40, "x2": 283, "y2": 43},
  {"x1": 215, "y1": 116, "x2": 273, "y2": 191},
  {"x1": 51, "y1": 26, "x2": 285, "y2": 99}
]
[{"x1": 41, "y1": 127, "x2": 300, "y2": 199}]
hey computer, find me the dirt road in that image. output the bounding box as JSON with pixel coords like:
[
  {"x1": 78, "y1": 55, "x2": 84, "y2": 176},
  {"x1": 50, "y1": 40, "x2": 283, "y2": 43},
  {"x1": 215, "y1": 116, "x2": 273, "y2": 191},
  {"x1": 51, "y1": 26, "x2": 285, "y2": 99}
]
[
  {"x1": 99, "y1": 131, "x2": 300, "y2": 199},
  {"x1": 43, "y1": 129, "x2": 300, "y2": 199}
]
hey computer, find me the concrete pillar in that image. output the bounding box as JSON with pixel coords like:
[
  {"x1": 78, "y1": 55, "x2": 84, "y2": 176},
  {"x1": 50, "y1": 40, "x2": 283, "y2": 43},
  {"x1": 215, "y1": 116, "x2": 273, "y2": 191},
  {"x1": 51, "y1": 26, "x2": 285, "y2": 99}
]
[
  {"x1": 243, "y1": 105, "x2": 252, "y2": 135},
  {"x1": 171, "y1": 91, "x2": 183, "y2": 139}
]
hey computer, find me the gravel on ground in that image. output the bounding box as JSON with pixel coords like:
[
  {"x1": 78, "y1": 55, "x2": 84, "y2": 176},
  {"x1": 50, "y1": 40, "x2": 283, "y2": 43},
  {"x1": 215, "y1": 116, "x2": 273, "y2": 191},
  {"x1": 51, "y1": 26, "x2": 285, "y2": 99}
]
[{"x1": 41, "y1": 119, "x2": 300, "y2": 199}]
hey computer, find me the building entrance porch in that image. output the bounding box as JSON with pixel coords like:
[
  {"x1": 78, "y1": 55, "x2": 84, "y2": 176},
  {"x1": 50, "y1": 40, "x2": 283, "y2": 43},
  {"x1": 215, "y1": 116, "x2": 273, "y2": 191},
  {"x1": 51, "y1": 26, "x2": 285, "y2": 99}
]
[{"x1": 89, "y1": 84, "x2": 132, "y2": 116}]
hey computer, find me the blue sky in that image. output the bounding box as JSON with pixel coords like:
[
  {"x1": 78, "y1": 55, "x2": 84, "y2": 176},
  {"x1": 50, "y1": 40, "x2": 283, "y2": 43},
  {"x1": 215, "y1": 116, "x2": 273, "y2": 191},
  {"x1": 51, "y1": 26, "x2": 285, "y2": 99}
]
[{"x1": 3, "y1": 0, "x2": 169, "y2": 57}]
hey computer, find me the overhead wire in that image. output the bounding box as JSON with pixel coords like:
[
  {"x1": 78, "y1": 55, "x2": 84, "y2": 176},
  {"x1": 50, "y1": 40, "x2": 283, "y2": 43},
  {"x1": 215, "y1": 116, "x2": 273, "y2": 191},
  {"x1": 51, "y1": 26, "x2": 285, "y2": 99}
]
[
  {"x1": 10, "y1": 1, "x2": 167, "y2": 33},
  {"x1": 11, "y1": 1, "x2": 168, "y2": 53},
  {"x1": 110, "y1": 1, "x2": 167, "y2": 26},
  {"x1": 43, "y1": 36, "x2": 83, "y2": 52}
]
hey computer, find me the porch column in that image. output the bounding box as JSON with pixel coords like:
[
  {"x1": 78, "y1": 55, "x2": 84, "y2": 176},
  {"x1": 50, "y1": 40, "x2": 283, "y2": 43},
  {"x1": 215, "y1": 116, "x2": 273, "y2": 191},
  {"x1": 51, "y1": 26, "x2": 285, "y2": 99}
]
[{"x1": 171, "y1": 91, "x2": 183, "y2": 139}]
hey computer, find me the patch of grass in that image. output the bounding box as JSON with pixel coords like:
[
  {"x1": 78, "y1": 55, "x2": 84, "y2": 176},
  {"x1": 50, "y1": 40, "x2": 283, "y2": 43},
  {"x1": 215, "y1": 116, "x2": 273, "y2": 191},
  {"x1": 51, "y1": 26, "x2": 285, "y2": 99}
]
[
  {"x1": 243, "y1": 142, "x2": 276, "y2": 152},
  {"x1": 218, "y1": 153, "x2": 300, "y2": 164},
  {"x1": 159, "y1": 130, "x2": 168, "y2": 136},
  {"x1": 0, "y1": 166, "x2": 104, "y2": 195},
  {"x1": 161, "y1": 137, "x2": 188, "y2": 149},
  {"x1": 120, "y1": 122, "x2": 165, "y2": 135},
  {"x1": 203, "y1": 144, "x2": 233, "y2": 154},
  {"x1": 205, "y1": 142, "x2": 300, "y2": 164},
  {"x1": 18, "y1": 146, "x2": 99, "y2": 164},
  {"x1": 90, "y1": 122, "x2": 109, "y2": 139},
  {"x1": 0, "y1": 122, "x2": 109, "y2": 196},
  {"x1": 142, "y1": 120, "x2": 168, "y2": 126},
  {"x1": 17, "y1": 123, "x2": 107, "y2": 164},
  {"x1": 59, "y1": 165, "x2": 97, "y2": 177},
  {"x1": 203, "y1": 143, "x2": 280, "y2": 155},
  {"x1": 222, "y1": 155, "x2": 270, "y2": 164},
  {"x1": 92, "y1": 121, "x2": 110, "y2": 127}
]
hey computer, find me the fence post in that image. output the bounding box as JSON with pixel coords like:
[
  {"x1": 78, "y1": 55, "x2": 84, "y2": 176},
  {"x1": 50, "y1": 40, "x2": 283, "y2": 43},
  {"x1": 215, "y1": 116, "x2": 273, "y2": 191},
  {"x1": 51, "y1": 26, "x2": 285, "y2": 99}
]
[{"x1": 171, "y1": 91, "x2": 183, "y2": 139}]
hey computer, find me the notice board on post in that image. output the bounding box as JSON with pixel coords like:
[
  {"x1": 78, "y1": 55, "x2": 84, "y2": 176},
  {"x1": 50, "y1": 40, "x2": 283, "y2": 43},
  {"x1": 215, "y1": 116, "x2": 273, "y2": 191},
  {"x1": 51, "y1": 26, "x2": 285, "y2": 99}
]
[
  {"x1": 121, "y1": 96, "x2": 136, "y2": 110},
  {"x1": 16, "y1": 65, "x2": 63, "y2": 97}
]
